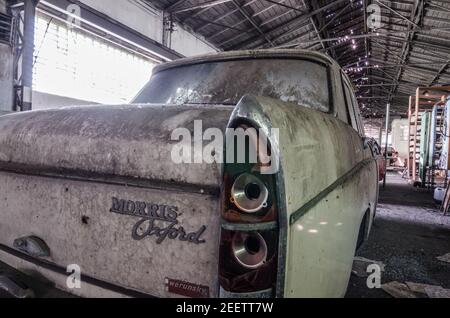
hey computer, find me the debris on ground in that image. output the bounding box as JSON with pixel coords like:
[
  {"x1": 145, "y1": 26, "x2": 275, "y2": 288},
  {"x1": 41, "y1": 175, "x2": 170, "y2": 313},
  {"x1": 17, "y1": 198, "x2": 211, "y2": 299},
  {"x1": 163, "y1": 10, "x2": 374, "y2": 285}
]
[
  {"x1": 424, "y1": 286, "x2": 450, "y2": 298},
  {"x1": 381, "y1": 281, "x2": 450, "y2": 298},
  {"x1": 381, "y1": 281, "x2": 417, "y2": 298},
  {"x1": 437, "y1": 253, "x2": 450, "y2": 264},
  {"x1": 352, "y1": 257, "x2": 385, "y2": 278},
  {"x1": 406, "y1": 282, "x2": 436, "y2": 294},
  {"x1": 385, "y1": 255, "x2": 429, "y2": 282}
]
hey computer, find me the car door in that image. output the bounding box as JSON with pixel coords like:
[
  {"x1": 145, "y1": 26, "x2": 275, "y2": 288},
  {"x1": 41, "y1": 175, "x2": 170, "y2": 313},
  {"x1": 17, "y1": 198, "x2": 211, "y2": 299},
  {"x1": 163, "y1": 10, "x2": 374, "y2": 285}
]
[{"x1": 341, "y1": 73, "x2": 377, "y2": 241}]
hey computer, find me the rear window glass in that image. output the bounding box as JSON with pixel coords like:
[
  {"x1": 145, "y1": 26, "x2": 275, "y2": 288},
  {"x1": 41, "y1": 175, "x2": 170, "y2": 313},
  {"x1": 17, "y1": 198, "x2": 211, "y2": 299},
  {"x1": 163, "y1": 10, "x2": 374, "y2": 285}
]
[{"x1": 134, "y1": 59, "x2": 330, "y2": 112}]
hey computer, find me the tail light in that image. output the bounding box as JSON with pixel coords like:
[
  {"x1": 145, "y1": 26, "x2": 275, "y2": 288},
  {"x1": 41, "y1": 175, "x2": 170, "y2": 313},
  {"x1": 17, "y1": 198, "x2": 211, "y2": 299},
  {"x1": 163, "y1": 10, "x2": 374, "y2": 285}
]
[
  {"x1": 232, "y1": 232, "x2": 268, "y2": 269},
  {"x1": 231, "y1": 173, "x2": 269, "y2": 213},
  {"x1": 219, "y1": 120, "x2": 280, "y2": 296}
]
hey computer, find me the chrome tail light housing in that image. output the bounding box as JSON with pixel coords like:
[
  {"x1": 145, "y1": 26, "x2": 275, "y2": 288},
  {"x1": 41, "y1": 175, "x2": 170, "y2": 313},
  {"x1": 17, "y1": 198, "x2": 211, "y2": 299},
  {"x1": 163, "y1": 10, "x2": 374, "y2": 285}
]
[
  {"x1": 219, "y1": 119, "x2": 281, "y2": 296},
  {"x1": 232, "y1": 232, "x2": 268, "y2": 269},
  {"x1": 231, "y1": 173, "x2": 269, "y2": 213}
]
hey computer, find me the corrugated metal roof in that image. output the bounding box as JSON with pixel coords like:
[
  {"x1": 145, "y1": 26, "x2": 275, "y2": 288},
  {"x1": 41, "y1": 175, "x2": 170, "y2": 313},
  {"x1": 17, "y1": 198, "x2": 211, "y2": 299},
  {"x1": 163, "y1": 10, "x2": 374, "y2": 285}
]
[{"x1": 145, "y1": 0, "x2": 450, "y2": 118}]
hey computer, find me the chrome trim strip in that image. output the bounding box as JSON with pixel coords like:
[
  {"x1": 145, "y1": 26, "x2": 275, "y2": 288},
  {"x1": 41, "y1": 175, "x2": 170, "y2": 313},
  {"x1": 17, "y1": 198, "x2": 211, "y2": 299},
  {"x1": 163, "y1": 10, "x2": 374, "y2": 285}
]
[
  {"x1": 0, "y1": 161, "x2": 220, "y2": 196},
  {"x1": 221, "y1": 221, "x2": 277, "y2": 232},
  {"x1": 229, "y1": 96, "x2": 288, "y2": 299},
  {"x1": 153, "y1": 49, "x2": 335, "y2": 75},
  {"x1": 290, "y1": 158, "x2": 376, "y2": 225},
  {"x1": 219, "y1": 287, "x2": 273, "y2": 298},
  {"x1": 274, "y1": 162, "x2": 288, "y2": 298}
]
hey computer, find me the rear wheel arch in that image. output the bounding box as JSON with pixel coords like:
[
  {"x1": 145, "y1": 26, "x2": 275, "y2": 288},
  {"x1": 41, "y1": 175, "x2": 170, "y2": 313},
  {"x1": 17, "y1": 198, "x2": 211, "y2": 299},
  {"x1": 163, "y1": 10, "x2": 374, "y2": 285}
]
[{"x1": 356, "y1": 208, "x2": 371, "y2": 252}]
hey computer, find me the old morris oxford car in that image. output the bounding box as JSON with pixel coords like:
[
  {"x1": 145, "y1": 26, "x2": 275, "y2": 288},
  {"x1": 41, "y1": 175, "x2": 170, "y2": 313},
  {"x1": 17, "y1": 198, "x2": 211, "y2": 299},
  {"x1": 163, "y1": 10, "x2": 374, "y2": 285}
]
[{"x1": 0, "y1": 49, "x2": 378, "y2": 298}]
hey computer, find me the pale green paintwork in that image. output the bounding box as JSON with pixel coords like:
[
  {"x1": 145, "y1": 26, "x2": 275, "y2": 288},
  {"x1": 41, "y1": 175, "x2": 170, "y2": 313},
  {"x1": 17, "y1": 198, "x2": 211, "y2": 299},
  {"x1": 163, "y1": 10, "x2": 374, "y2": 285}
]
[
  {"x1": 243, "y1": 96, "x2": 377, "y2": 297},
  {"x1": 237, "y1": 58, "x2": 378, "y2": 297}
]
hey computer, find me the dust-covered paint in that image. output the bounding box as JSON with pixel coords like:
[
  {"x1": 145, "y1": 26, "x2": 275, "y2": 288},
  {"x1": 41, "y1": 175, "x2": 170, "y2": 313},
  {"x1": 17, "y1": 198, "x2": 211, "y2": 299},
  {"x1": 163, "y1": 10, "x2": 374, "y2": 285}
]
[{"x1": 0, "y1": 49, "x2": 378, "y2": 298}]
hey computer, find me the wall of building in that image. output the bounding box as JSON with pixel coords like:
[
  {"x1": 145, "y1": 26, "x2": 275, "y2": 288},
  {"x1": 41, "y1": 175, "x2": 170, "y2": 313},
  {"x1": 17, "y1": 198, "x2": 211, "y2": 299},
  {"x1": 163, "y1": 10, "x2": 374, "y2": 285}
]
[
  {"x1": 29, "y1": 0, "x2": 219, "y2": 109},
  {"x1": 0, "y1": 44, "x2": 13, "y2": 111},
  {"x1": 363, "y1": 119, "x2": 382, "y2": 141},
  {"x1": 79, "y1": 0, "x2": 218, "y2": 57},
  {"x1": 32, "y1": 91, "x2": 97, "y2": 110},
  {"x1": 391, "y1": 119, "x2": 410, "y2": 161},
  {"x1": 2, "y1": 0, "x2": 219, "y2": 111},
  {"x1": 0, "y1": 0, "x2": 13, "y2": 112}
]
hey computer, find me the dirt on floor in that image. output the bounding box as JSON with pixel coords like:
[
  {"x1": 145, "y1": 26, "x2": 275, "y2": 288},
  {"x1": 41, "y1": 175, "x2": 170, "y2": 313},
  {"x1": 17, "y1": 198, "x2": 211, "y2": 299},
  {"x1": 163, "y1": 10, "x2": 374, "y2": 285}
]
[{"x1": 346, "y1": 172, "x2": 450, "y2": 298}]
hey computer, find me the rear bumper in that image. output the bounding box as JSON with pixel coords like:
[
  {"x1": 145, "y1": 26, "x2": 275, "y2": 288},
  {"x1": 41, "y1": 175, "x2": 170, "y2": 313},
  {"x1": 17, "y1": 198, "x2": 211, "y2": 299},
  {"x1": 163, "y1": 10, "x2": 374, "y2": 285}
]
[
  {"x1": 0, "y1": 244, "x2": 153, "y2": 298},
  {"x1": 0, "y1": 257, "x2": 73, "y2": 298},
  {"x1": 0, "y1": 246, "x2": 278, "y2": 299}
]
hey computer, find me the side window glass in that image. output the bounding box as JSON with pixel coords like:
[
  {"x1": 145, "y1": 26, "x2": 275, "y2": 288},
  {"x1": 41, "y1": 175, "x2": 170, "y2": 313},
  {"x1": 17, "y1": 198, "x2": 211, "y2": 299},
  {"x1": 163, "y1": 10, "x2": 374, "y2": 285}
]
[
  {"x1": 352, "y1": 98, "x2": 365, "y2": 136},
  {"x1": 347, "y1": 85, "x2": 364, "y2": 136},
  {"x1": 342, "y1": 78, "x2": 358, "y2": 131}
]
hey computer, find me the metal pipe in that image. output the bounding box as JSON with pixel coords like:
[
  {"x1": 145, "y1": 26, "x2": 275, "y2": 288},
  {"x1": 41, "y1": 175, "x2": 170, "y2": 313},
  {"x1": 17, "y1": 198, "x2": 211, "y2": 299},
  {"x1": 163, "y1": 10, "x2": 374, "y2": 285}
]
[
  {"x1": 171, "y1": 0, "x2": 233, "y2": 14},
  {"x1": 378, "y1": 124, "x2": 383, "y2": 146},
  {"x1": 231, "y1": 0, "x2": 274, "y2": 47},
  {"x1": 21, "y1": 0, "x2": 38, "y2": 111},
  {"x1": 276, "y1": 26, "x2": 450, "y2": 49},
  {"x1": 383, "y1": 103, "x2": 391, "y2": 188},
  {"x1": 358, "y1": 96, "x2": 410, "y2": 99},
  {"x1": 375, "y1": 0, "x2": 420, "y2": 28}
]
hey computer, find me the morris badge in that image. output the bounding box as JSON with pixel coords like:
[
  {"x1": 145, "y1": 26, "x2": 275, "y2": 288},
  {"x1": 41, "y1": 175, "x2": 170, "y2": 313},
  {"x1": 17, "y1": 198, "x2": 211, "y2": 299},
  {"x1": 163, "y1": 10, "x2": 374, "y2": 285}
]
[{"x1": 110, "y1": 197, "x2": 206, "y2": 245}]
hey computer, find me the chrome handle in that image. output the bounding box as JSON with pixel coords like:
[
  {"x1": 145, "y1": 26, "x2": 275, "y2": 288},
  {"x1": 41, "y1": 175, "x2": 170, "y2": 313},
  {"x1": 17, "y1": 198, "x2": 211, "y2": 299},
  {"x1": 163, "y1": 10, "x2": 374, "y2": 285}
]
[{"x1": 13, "y1": 236, "x2": 50, "y2": 258}]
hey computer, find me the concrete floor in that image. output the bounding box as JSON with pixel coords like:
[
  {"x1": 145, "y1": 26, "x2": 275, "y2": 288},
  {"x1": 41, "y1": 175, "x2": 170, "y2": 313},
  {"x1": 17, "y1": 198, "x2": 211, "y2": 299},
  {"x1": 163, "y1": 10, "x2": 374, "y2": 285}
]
[
  {"x1": 346, "y1": 172, "x2": 450, "y2": 298},
  {"x1": 1, "y1": 172, "x2": 449, "y2": 298}
]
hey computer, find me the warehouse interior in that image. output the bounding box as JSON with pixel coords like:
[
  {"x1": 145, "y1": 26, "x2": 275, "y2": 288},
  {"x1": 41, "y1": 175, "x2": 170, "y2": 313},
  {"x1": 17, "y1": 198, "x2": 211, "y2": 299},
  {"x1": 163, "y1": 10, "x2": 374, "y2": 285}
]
[{"x1": 0, "y1": 0, "x2": 449, "y2": 299}]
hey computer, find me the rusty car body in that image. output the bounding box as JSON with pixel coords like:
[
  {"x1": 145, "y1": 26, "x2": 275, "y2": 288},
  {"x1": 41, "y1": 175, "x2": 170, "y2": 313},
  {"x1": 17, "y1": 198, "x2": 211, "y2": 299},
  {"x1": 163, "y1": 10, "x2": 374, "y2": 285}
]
[{"x1": 0, "y1": 49, "x2": 378, "y2": 298}]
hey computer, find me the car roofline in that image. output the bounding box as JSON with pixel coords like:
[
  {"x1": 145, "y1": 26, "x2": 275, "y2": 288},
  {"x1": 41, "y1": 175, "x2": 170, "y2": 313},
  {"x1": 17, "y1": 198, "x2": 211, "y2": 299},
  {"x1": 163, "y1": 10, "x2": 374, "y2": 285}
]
[{"x1": 153, "y1": 49, "x2": 337, "y2": 75}]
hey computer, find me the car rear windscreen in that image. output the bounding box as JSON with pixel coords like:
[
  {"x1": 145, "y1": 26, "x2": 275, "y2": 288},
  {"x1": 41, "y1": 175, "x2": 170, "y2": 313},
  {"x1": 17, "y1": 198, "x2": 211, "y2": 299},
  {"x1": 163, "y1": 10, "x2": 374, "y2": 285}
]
[{"x1": 133, "y1": 58, "x2": 330, "y2": 112}]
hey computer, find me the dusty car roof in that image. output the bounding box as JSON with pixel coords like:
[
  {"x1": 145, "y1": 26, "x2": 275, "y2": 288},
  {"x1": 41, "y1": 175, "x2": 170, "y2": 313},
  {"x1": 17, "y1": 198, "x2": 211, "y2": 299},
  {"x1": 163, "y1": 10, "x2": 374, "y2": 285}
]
[{"x1": 153, "y1": 49, "x2": 337, "y2": 75}]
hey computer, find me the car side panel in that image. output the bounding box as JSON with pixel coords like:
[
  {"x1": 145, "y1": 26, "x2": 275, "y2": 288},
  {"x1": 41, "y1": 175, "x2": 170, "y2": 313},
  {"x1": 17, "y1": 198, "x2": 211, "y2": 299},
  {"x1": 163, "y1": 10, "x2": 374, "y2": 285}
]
[
  {"x1": 283, "y1": 126, "x2": 375, "y2": 298},
  {"x1": 286, "y1": 163, "x2": 375, "y2": 297},
  {"x1": 235, "y1": 95, "x2": 377, "y2": 297}
]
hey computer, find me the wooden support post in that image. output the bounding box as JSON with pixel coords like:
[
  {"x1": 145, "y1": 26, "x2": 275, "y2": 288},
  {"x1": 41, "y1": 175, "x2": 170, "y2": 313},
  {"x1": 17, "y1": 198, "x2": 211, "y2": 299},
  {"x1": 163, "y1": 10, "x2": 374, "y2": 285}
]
[
  {"x1": 407, "y1": 96, "x2": 413, "y2": 178},
  {"x1": 412, "y1": 88, "x2": 421, "y2": 182}
]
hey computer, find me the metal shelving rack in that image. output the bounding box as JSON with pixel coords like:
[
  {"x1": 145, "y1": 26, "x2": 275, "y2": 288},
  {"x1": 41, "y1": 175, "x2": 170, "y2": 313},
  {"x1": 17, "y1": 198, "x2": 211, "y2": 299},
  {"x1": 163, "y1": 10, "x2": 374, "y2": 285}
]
[{"x1": 407, "y1": 86, "x2": 450, "y2": 185}]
